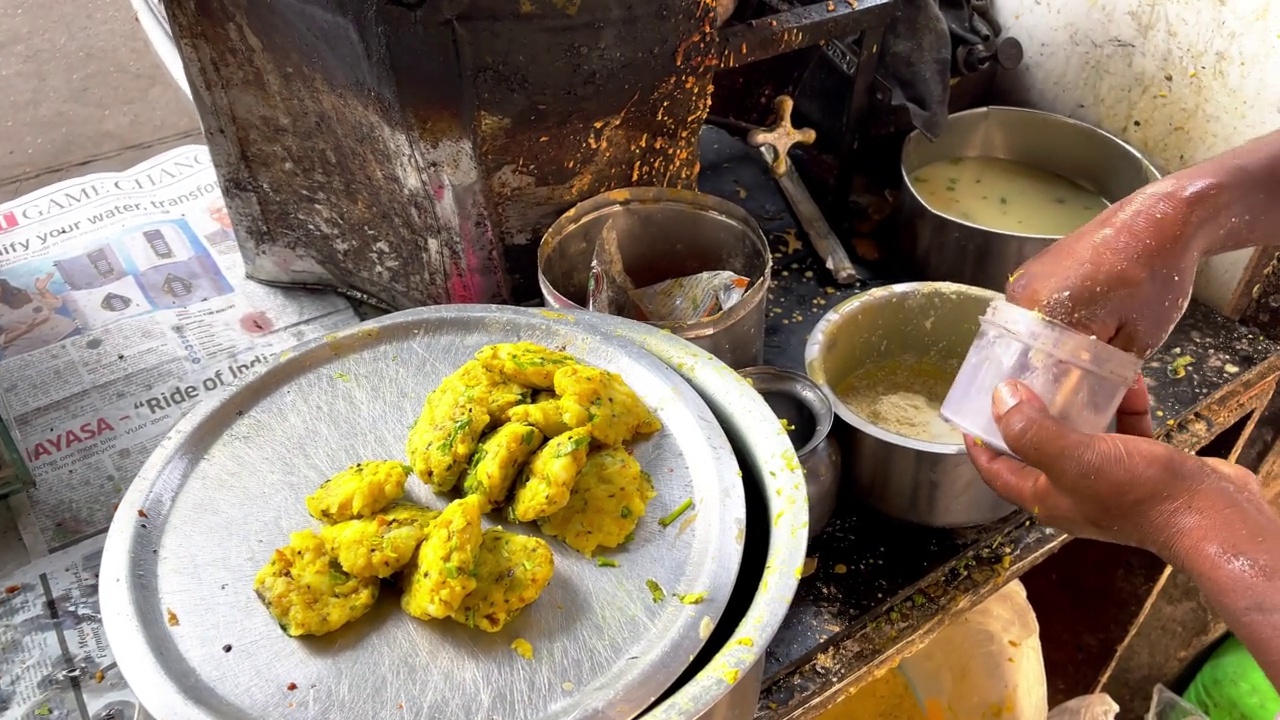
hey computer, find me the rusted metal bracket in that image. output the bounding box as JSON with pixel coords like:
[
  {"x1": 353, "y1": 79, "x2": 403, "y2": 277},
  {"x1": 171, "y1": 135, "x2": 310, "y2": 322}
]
[{"x1": 718, "y1": 0, "x2": 895, "y2": 68}]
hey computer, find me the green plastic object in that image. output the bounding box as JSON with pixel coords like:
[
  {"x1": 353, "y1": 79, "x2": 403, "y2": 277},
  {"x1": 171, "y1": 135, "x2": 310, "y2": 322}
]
[{"x1": 1183, "y1": 636, "x2": 1279, "y2": 720}]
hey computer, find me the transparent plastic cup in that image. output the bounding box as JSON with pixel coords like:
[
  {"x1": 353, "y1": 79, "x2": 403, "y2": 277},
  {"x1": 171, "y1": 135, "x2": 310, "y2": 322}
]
[{"x1": 940, "y1": 299, "x2": 1143, "y2": 457}]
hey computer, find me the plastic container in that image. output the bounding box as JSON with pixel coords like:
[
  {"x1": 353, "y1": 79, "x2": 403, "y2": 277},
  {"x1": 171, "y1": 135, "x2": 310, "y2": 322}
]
[{"x1": 941, "y1": 299, "x2": 1143, "y2": 456}]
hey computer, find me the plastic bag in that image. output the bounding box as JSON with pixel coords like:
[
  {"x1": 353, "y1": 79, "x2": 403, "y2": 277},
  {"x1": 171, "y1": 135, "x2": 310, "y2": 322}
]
[
  {"x1": 900, "y1": 580, "x2": 1049, "y2": 720},
  {"x1": 628, "y1": 271, "x2": 750, "y2": 323},
  {"x1": 1048, "y1": 694, "x2": 1120, "y2": 720},
  {"x1": 584, "y1": 218, "x2": 751, "y2": 323}
]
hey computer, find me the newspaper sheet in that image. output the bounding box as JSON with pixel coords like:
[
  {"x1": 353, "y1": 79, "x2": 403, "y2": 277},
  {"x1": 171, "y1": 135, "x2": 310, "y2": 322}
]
[
  {"x1": 0, "y1": 145, "x2": 358, "y2": 558},
  {"x1": 0, "y1": 533, "x2": 139, "y2": 720}
]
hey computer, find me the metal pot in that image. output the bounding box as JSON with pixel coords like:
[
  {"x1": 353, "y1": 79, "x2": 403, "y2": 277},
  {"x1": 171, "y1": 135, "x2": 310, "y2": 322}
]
[
  {"x1": 539, "y1": 187, "x2": 772, "y2": 369},
  {"x1": 739, "y1": 366, "x2": 840, "y2": 538},
  {"x1": 900, "y1": 106, "x2": 1160, "y2": 292},
  {"x1": 804, "y1": 282, "x2": 1015, "y2": 528}
]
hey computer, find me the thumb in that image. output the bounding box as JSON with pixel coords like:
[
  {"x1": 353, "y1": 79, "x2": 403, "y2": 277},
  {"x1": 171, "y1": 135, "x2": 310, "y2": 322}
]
[{"x1": 994, "y1": 380, "x2": 1093, "y2": 473}]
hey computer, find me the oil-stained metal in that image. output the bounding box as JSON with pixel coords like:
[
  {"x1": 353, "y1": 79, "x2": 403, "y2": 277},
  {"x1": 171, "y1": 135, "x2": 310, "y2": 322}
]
[
  {"x1": 718, "y1": 0, "x2": 895, "y2": 68},
  {"x1": 165, "y1": 0, "x2": 725, "y2": 308}
]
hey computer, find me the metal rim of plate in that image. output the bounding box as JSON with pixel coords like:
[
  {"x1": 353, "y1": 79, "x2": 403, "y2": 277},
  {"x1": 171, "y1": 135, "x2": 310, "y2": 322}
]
[{"x1": 100, "y1": 305, "x2": 747, "y2": 720}]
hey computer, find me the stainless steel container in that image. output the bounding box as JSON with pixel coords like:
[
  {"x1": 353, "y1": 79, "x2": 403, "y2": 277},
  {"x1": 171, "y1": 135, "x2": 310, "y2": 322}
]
[
  {"x1": 804, "y1": 282, "x2": 1016, "y2": 528},
  {"x1": 900, "y1": 106, "x2": 1160, "y2": 292},
  {"x1": 598, "y1": 314, "x2": 809, "y2": 719},
  {"x1": 739, "y1": 366, "x2": 840, "y2": 538},
  {"x1": 539, "y1": 187, "x2": 772, "y2": 369}
]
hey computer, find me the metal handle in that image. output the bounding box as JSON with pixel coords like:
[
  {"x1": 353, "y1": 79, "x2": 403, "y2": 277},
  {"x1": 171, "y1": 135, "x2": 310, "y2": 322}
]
[{"x1": 748, "y1": 96, "x2": 862, "y2": 284}]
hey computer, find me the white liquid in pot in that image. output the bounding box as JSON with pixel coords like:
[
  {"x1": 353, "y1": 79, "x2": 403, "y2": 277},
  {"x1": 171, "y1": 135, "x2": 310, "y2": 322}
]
[{"x1": 910, "y1": 156, "x2": 1110, "y2": 236}]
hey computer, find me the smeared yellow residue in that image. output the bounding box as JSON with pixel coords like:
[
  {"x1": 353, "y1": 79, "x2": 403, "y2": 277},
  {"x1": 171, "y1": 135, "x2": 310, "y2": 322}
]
[
  {"x1": 539, "y1": 309, "x2": 573, "y2": 321},
  {"x1": 723, "y1": 669, "x2": 741, "y2": 684},
  {"x1": 814, "y1": 669, "x2": 925, "y2": 720}
]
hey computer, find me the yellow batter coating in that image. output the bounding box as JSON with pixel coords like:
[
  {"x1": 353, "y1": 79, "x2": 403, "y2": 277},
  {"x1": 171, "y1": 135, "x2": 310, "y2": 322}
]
[
  {"x1": 254, "y1": 530, "x2": 380, "y2": 637},
  {"x1": 475, "y1": 342, "x2": 578, "y2": 391},
  {"x1": 538, "y1": 448, "x2": 656, "y2": 555},
  {"x1": 553, "y1": 365, "x2": 662, "y2": 446},
  {"x1": 451, "y1": 529, "x2": 555, "y2": 633},
  {"x1": 406, "y1": 402, "x2": 490, "y2": 493},
  {"x1": 320, "y1": 504, "x2": 441, "y2": 579},
  {"x1": 463, "y1": 422, "x2": 545, "y2": 511},
  {"x1": 423, "y1": 359, "x2": 532, "y2": 424},
  {"x1": 507, "y1": 399, "x2": 571, "y2": 439},
  {"x1": 305, "y1": 461, "x2": 410, "y2": 523},
  {"x1": 508, "y1": 427, "x2": 593, "y2": 522},
  {"x1": 401, "y1": 495, "x2": 484, "y2": 620}
]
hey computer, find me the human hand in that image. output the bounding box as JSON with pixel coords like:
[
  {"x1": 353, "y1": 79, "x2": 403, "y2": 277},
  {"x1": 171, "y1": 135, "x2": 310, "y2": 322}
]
[
  {"x1": 1006, "y1": 179, "x2": 1204, "y2": 358},
  {"x1": 34, "y1": 272, "x2": 54, "y2": 292},
  {"x1": 965, "y1": 378, "x2": 1262, "y2": 557}
]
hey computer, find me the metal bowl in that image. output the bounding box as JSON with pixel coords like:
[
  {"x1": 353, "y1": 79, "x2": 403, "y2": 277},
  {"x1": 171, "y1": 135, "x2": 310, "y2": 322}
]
[
  {"x1": 804, "y1": 282, "x2": 1015, "y2": 528},
  {"x1": 900, "y1": 106, "x2": 1160, "y2": 292},
  {"x1": 538, "y1": 187, "x2": 772, "y2": 370},
  {"x1": 738, "y1": 366, "x2": 840, "y2": 539}
]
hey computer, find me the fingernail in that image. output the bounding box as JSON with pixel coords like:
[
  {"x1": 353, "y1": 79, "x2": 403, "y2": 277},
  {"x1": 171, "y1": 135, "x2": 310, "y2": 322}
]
[{"x1": 993, "y1": 381, "x2": 1023, "y2": 418}]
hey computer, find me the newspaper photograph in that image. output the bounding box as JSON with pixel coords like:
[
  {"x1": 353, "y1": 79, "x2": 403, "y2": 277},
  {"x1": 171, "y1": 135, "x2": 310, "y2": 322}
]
[
  {"x1": 0, "y1": 145, "x2": 359, "y2": 557},
  {"x1": 0, "y1": 533, "x2": 141, "y2": 720}
]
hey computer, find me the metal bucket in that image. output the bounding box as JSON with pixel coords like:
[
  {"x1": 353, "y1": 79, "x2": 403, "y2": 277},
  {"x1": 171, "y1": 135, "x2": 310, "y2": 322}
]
[
  {"x1": 900, "y1": 106, "x2": 1160, "y2": 292},
  {"x1": 804, "y1": 282, "x2": 1015, "y2": 528},
  {"x1": 539, "y1": 188, "x2": 771, "y2": 370}
]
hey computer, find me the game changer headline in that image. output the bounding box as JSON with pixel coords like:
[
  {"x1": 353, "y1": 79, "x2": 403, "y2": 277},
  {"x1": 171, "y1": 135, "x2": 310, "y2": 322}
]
[{"x1": 0, "y1": 146, "x2": 217, "y2": 245}]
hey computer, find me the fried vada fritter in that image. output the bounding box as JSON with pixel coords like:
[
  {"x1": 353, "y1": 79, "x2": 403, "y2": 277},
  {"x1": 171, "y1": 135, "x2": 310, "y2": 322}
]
[
  {"x1": 506, "y1": 399, "x2": 571, "y2": 439},
  {"x1": 254, "y1": 530, "x2": 380, "y2": 637},
  {"x1": 553, "y1": 365, "x2": 662, "y2": 446},
  {"x1": 507, "y1": 427, "x2": 593, "y2": 522},
  {"x1": 538, "y1": 448, "x2": 656, "y2": 556},
  {"x1": 400, "y1": 495, "x2": 484, "y2": 620},
  {"x1": 463, "y1": 422, "x2": 545, "y2": 511},
  {"x1": 406, "y1": 403, "x2": 490, "y2": 493},
  {"x1": 320, "y1": 504, "x2": 441, "y2": 579},
  {"x1": 423, "y1": 359, "x2": 532, "y2": 424},
  {"x1": 451, "y1": 529, "x2": 555, "y2": 633},
  {"x1": 475, "y1": 342, "x2": 578, "y2": 391},
  {"x1": 305, "y1": 461, "x2": 410, "y2": 523}
]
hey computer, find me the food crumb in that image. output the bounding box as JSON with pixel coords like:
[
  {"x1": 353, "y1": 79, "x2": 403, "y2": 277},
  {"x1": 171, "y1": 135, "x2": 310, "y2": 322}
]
[
  {"x1": 166, "y1": 608, "x2": 180, "y2": 627},
  {"x1": 724, "y1": 669, "x2": 741, "y2": 684},
  {"x1": 4, "y1": 584, "x2": 20, "y2": 594},
  {"x1": 333, "y1": 371, "x2": 351, "y2": 382},
  {"x1": 646, "y1": 579, "x2": 667, "y2": 603},
  {"x1": 734, "y1": 637, "x2": 755, "y2": 648},
  {"x1": 286, "y1": 682, "x2": 298, "y2": 692},
  {"x1": 699, "y1": 616, "x2": 715, "y2": 639},
  {"x1": 222, "y1": 644, "x2": 233, "y2": 653},
  {"x1": 562, "y1": 681, "x2": 576, "y2": 692},
  {"x1": 137, "y1": 508, "x2": 148, "y2": 518},
  {"x1": 801, "y1": 557, "x2": 818, "y2": 577},
  {"x1": 398, "y1": 703, "x2": 405, "y2": 711},
  {"x1": 834, "y1": 564, "x2": 847, "y2": 574},
  {"x1": 596, "y1": 557, "x2": 619, "y2": 568},
  {"x1": 94, "y1": 669, "x2": 106, "y2": 684},
  {"x1": 676, "y1": 591, "x2": 708, "y2": 605},
  {"x1": 511, "y1": 638, "x2": 534, "y2": 660}
]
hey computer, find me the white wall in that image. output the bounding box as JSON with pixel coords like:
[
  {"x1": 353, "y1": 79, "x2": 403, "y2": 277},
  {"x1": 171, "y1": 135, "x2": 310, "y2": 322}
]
[{"x1": 991, "y1": 0, "x2": 1280, "y2": 314}]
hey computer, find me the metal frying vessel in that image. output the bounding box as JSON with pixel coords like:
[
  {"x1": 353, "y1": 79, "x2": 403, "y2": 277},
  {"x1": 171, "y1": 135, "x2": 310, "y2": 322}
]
[
  {"x1": 900, "y1": 106, "x2": 1160, "y2": 292},
  {"x1": 804, "y1": 282, "x2": 1015, "y2": 528}
]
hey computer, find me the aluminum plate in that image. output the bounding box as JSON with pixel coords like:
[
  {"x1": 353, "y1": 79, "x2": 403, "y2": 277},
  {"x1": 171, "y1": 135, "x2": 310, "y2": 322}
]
[{"x1": 100, "y1": 305, "x2": 746, "y2": 720}]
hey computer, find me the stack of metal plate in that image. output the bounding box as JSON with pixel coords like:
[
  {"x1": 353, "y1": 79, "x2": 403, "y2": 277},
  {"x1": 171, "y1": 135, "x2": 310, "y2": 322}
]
[{"x1": 100, "y1": 305, "x2": 747, "y2": 720}]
